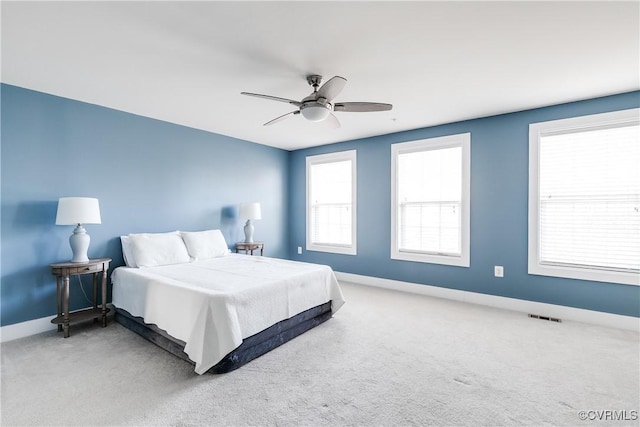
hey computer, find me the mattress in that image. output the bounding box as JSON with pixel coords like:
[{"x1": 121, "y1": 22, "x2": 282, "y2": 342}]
[{"x1": 111, "y1": 254, "x2": 345, "y2": 374}]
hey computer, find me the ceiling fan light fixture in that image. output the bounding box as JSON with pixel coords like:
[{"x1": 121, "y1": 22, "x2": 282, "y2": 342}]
[{"x1": 301, "y1": 104, "x2": 330, "y2": 122}]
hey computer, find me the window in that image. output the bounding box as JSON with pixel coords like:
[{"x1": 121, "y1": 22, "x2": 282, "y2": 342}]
[
  {"x1": 391, "y1": 133, "x2": 470, "y2": 266},
  {"x1": 306, "y1": 150, "x2": 357, "y2": 255},
  {"x1": 529, "y1": 108, "x2": 640, "y2": 285}
]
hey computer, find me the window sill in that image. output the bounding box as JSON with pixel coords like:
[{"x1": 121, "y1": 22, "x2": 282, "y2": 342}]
[
  {"x1": 306, "y1": 244, "x2": 356, "y2": 256},
  {"x1": 528, "y1": 262, "x2": 639, "y2": 286},
  {"x1": 391, "y1": 250, "x2": 469, "y2": 267}
]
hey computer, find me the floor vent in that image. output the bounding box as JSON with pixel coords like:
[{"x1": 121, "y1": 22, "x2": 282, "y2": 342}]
[{"x1": 528, "y1": 314, "x2": 562, "y2": 323}]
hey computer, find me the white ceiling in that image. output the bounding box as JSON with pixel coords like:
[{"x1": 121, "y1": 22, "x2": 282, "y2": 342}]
[{"x1": 2, "y1": 1, "x2": 639, "y2": 151}]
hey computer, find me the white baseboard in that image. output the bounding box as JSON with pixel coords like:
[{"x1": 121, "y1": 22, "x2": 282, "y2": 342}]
[
  {"x1": 1, "y1": 304, "x2": 115, "y2": 343},
  {"x1": 335, "y1": 272, "x2": 640, "y2": 332},
  {"x1": 1, "y1": 316, "x2": 58, "y2": 343}
]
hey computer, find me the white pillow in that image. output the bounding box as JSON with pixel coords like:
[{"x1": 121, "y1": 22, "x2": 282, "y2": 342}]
[
  {"x1": 180, "y1": 229, "x2": 229, "y2": 260},
  {"x1": 128, "y1": 231, "x2": 191, "y2": 268},
  {"x1": 120, "y1": 235, "x2": 138, "y2": 268}
]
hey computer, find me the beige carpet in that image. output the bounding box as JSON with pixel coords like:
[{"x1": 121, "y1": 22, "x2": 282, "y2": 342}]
[{"x1": 1, "y1": 282, "x2": 639, "y2": 426}]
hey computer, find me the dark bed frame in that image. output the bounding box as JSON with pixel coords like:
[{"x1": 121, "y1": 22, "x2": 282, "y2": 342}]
[{"x1": 114, "y1": 301, "x2": 333, "y2": 374}]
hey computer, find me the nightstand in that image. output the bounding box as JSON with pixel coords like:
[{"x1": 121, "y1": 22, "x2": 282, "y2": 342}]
[
  {"x1": 50, "y1": 258, "x2": 111, "y2": 338},
  {"x1": 235, "y1": 242, "x2": 264, "y2": 256}
]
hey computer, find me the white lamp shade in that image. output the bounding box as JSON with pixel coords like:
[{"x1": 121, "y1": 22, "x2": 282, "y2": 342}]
[
  {"x1": 301, "y1": 105, "x2": 330, "y2": 122},
  {"x1": 56, "y1": 197, "x2": 102, "y2": 225},
  {"x1": 239, "y1": 202, "x2": 262, "y2": 220}
]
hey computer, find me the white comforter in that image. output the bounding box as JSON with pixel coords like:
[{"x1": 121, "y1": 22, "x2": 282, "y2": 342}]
[{"x1": 111, "y1": 254, "x2": 345, "y2": 374}]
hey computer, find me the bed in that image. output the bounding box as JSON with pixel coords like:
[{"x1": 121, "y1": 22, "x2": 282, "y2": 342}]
[{"x1": 111, "y1": 230, "x2": 345, "y2": 374}]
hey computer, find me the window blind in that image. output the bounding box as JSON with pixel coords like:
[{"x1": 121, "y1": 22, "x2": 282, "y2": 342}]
[
  {"x1": 397, "y1": 146, "x2": 462, "y2": 255},
  {"x1": 538, "y1": 123, "x2": 640, "y2": 272},
  {"x1": 309, "y1": 159, "x2": 353, "y2": 246}
]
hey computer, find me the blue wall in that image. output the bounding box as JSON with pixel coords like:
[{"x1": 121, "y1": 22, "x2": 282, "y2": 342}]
[
  {"x1": 288, "y1": 91, "x2": 640, "y2": 317},
  {"x1": 1, "y1": 84, "x2": 289, "y2": 326},
  {"x1": 2, "y1": 85, "x2": 638, "y2": 328}
]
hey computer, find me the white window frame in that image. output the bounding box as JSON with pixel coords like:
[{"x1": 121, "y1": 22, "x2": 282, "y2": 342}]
[
  {"x1": 306, "y1": 150, "x2": 357, "y2": 255},
  {"x1": 391, "y1": 133, "x2": 471, "y2": 267},
  {"x1": 528, "y1": 108, "x2": 640, "y2": 286}
]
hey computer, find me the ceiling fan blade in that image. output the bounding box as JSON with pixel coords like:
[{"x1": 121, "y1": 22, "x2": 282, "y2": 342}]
[
  {"x1": 317, "y1": 76, "x2": 347, "y2": 101},
  {"x1": 334, "y1": 102, "x2": 393, "y2": 112},
  {"x1": 264, "y1": 110, "x2": 300, "y2": 126},
  {"x1": 323, "y1": 112, "x2": 341, "y2": 129},
  {"x1": 241, "y1": 92, "x2": 302, "y2": 107}
]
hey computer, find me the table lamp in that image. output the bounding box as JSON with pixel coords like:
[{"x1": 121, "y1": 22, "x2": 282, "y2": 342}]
[
  {"x1": 56, "y1": 197, "x2": 102, "y2": 263},
  {"x1": 239, "y1": 202, "x2": 261, "y2": 243}
]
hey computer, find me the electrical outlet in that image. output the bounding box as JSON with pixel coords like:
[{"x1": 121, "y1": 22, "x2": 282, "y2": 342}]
[
  {"x1": 297, "y1": 246, "x2": 302, "y2": 255},
  {"x1": 494, "y1": 266, "x2": 504, "y2": 277}
]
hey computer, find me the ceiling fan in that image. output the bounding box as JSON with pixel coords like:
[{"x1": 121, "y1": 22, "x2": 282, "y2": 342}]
[{"x1": 241, "y1": 75, "x2": 392, "y2": 128}]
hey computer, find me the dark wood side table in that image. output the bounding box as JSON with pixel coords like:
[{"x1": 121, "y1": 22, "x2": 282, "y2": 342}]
[
  {"x1": 235, "y1": 242, "x2": 264, "y2": 256},
  {"x1": 50, "y1": 258, "x2": 111, "y2": 338}
]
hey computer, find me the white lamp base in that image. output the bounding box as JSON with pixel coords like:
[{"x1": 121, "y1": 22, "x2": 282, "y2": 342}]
[
  {"x1": 69, "y1": 224, "x2": 91, "y2": 263},
  {"x1": 244, "y1": 220, "x2": 255, "y2": 243}
]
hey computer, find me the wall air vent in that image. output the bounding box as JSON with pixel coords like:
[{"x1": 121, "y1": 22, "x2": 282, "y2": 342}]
[{"x1": 528, "y1": 314, "x2": 562, "y2": 323}]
